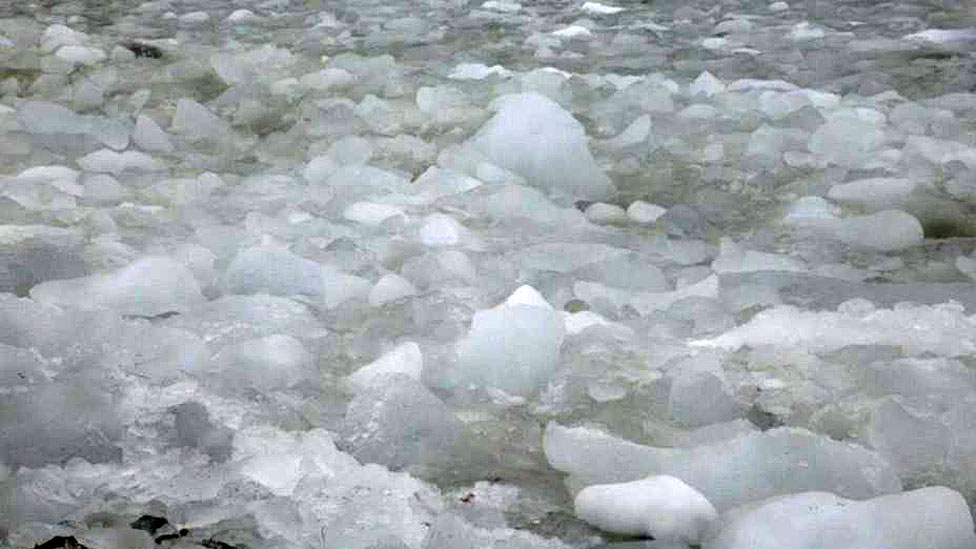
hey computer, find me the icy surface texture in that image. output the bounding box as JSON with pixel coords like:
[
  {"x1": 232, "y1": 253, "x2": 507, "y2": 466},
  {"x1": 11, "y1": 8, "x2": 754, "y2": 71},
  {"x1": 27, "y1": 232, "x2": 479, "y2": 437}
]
[{"x1": 4, "y1": 0, "x2": 976, "y2": 546}]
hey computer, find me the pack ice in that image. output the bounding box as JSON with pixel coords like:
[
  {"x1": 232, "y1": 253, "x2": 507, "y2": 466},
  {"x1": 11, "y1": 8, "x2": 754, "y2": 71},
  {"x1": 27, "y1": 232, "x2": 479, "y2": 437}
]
[{"x1": 2, "y1": 1, "x2": 976, "y2": 548}]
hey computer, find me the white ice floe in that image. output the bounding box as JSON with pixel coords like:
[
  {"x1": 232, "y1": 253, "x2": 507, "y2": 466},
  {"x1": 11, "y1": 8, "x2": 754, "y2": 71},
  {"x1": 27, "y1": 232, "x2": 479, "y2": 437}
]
[
  {"x1": 581, "y1": 2, "x2": 624, "y2": 15},
  {"x1": 575, "y1": 475, "x2": 717, "y2": 543}
]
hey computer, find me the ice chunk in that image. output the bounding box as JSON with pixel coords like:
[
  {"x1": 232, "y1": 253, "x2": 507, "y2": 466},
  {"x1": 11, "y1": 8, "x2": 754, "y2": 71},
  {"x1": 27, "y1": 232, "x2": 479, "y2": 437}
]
[
  {"x1": 481, "y1": 1, "x2": 522, "y2": 13},
  {"x1": 958, "y1": 255, "x2": 976, "y2": 281},
  {"x1": 346, "y1": 341, "x2": 423, "y2": 391},
  {"x1": 769, "y1": 1, "x2": 789, "y2": 11},
  {"x1": 701, "y1": 37, "x2": 728, "y2": 51},
  {"x1": 904, "y1": 135, "x2": 976, "y2": 168},
  {"x1": 791, "y1": 21, "x2": 826, "y2": 40},
  {"x1": 55, "y1": 45, "x2": 106, "y2": 65},
  {"x1": 581, "y1": 2, "x2": 624, "y2": 15},
  {"x1": 147, "y1": 173, "x2": 222, "y2": 206},
  {"x1": 179, "y1": 11, "x2": 210, "y2": 25},
  {"x1": 209, "y1": 334, "x2": 314, "y2": 391},
  {"x1": 728, "y1": 79, "x2": 799, "y2": 92},
  {"x1": 445, "y1": 287, "x2": 565, "y2": 396},
  {"x1": 584, "y1": 202, "x2": 627, "y2": 225},
  {"x1": 519, "y1": 242, "x2": 625, "y2": 274},
  {"x1": 164, "y1": 293, "x2": 329, "y2": 348},
  {"x1": 574, "y1": 274, "x2": 719, "y2": 316},
  {"x1": 576, "y1": 251, "x2": 668, "y2": 292},
  {"x1": 827, "y1": 178, "x2": 918, "y2": 210},
  {"x1": 758, "y1": 90, "x2": 812, "y2": 120},
  {"x1": 689, "y1": 71, "x2": 725, "y2": 97},
  {"x1": 114, "y1": 323, "x2": 209, "y2": 383},
  {"x1": 14, "y1": 165, "x2": 90, "y2": 197},
  {"x1": 904, "y1": 28, "x2": 976, "y2": 46},
  {"x1": 30, "y1": 256, "x2": 204, "y2": 316},
  {"x1": 314, "y1": 165, "x2": 410, "y2": 199},
  {"x1": 321, "y1": 265, "x2": 372, "y2": 309},
  {"x1": 419, "y1": 213, "x2": 467, "y2": 247},
  {"x1": 716, "y1": 18, "x2": 754, "y2": 34},
  {"x1": 480, "y1": 184, "x2": 587, "y2": 228},
  {"x1": 75, "y1": 76, "x2": 108, "y2": 108},
  {"x1": 235, "y1": 426, "x2": 360, "y2": 497},
  {"x1": 746, "y1": 124, "x2": 807, "y2": 168},
  {"x1": 808, "y1": 110, "x2": 887, "y2": 167},
  {"x1": 19, "y1": 101, "x2": 131, "y2": 150},
  {"x1": 411, "y1": 167, "x2": 482, "y2": 204},
  {"x1": 782, "y1": 196, "x2": 840, "y2": 225},
  {"x1": 368, "y1": 274, "x2": 418, "y2": 307},
  {"x1": 712, "y1": 238, "x2": 807, "y2": 274},
  {"x1": 692, "y1": 300, "x2": 976, "y2": 357},
  {"x1": 448, "y1": 63, "x2": 513, "y2": 81},
  {"x1": 467, "y1": 92, "x2": 614, "y2": 201},
  {"x1": 224, "y1": 246, "x2": 323, "y2": 297},
  {"x1": 416, "y1": 86, "x2": 482, "y2": 127},
  {"x1": 303, "y1": 140, "x2": 374, "y2": 183},
  {"x1": 706, "y1": 487, "x2": 976, "y2": 549},
  {"x1": 562, "y1": 310, "x2": 634, "y2": 340},
  {"x1": 2, "y1": 375, "x2": 123, "y2": 469},
  {"x1": 225, "y1": 9, "x2": 258, "y2": 23},
  {"x1": 627, "y1": 200, "x2": 667, "y2": 224},
  {"x1": 865, "y1": 397, "x2": 950, "y2": 478},
  {"x1": 575, "y1": 476, "x2": 716, "y2": 543},
  {"x1": 544, "y1": 423, "x2": 901, "y2": 510},
  {"x1": 504, "y1": 284, "x2": 554, "y2": 309},
  {"x1": 0, "y1": 225, "x2": 85, "y2": 295},
  {"x1": 301, "y1": 67, "x2": 356, "y2": 91},
  {"x1": 133, "y1": 114, "x2": 174, "y2": 153},
  {"x1": 343, "y1": 202, "x2": 406, "y2": 227},
  {"x1": 836, "y1": 210, "x2": 923, "y2": 251},
  {"x1": 170, "y1": 98, "x2": 227, "y2": 141},
  {"x1": 77, "y1": 149, "x2": 164, "y2": 175},
  {"x1": 552, "y1": 25, "x2": 592, "y2": 39},
  {"x1": 678, "y1": 104, "x2": 720, "y2": 119},
  {"x1": 598, "y1": 114, "x2": 651, "y2": 151},
  {"x1": 40, "y1": 24, "x2": 87, "y2": 53},
  {"x1": 331, "y1": 135, "x2": 376, "y2": 164},
  {"x1": 354, "y1": 94, "x2": 404, "y2": 136},
  {"x1": 667, "y1": 358, "x2": 738, "y2": 427},
  {"x1": 339, "y1": 374, "x2": 471, "y2": 476}
]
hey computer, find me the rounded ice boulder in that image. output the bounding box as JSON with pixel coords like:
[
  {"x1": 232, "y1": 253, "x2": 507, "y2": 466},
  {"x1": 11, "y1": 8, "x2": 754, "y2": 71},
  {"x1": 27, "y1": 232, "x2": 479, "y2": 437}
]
[
  {"x1": 574, "y1": 475, "x2": 717, "y2": 544},
  {"x1": 836, "y1": 209, "x2": 924, "y2": 252}
]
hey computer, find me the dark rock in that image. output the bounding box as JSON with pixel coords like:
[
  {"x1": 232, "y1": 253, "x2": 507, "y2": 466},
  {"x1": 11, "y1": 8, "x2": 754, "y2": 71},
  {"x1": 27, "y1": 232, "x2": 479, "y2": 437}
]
[
  {"x1": 130, "y1": 514, "x2": 168, "y2": 535},
  {"x1": 201, "y1": 539, "x2": 239, "y2": 549},
  {"x1": 564, "y1": 299, "x2": 590, "y2": 313},
  {"x1": 747, "y1": 403, "x2": 785, "y2": 431},
  {"x1": 34, "y1": 536, "x2": 89, "y2": 549},
  {"x1": 121, "y1": 41, "x2": 163, "y2": 59}
]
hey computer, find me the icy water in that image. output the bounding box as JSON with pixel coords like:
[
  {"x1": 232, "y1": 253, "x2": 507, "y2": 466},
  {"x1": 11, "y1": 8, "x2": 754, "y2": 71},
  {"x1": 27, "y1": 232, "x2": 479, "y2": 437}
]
[{"x1": 3, "y1": 0, "x2": 976, "y2": 547}]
